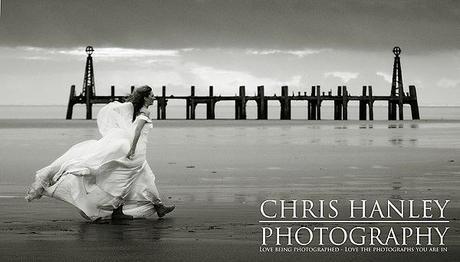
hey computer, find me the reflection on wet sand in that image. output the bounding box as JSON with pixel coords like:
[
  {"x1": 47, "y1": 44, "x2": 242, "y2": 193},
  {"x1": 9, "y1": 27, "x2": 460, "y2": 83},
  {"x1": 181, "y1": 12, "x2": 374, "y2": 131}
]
[{"x1": 77, "y1": 219, "x2": 169, "y2": 241}]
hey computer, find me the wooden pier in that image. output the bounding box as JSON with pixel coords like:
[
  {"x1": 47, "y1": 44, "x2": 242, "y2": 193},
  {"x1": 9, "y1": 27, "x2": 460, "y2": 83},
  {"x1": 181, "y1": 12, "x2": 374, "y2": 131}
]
[{"x1": 66, "y1": 46, "x2": 420, "y2": 120}]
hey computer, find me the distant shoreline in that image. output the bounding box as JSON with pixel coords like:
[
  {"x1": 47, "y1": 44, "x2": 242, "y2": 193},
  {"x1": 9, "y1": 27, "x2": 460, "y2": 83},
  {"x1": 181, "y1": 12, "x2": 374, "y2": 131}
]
[
  {"x1": 1, "y1": 105, "x2": 459, "y2": 121},
  {"x1": 2, "y1": 118, "x2": 460, "y2": 129}
]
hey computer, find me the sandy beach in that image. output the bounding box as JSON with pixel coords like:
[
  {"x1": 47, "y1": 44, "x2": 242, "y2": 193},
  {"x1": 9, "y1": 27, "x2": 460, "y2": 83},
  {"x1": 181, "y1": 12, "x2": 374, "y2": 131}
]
[{"x1": 0, "y1": 119, "x2": 459, "y2": 261}]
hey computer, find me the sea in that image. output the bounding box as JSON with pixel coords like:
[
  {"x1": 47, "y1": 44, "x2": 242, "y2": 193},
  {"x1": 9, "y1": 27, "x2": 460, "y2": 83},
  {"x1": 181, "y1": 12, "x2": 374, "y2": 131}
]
[{"x1": 0, "y1": 104, "x2": 459, "y2": 120}]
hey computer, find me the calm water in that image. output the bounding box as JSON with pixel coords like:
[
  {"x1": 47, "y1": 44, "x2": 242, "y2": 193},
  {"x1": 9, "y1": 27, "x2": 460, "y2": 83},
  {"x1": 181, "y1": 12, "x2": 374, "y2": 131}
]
[{"x1": 0, "y1": 105, "x2": 459, "y2": 120}]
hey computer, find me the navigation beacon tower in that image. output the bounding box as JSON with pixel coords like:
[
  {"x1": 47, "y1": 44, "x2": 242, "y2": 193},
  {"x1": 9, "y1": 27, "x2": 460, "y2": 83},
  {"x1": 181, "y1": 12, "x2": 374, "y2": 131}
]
[
  {"x1": 388, "y1": 46, "x2": 419, "y2": 120},
  {"x1": 82, "y1": 46, "x2": 96, "y2": 120}
]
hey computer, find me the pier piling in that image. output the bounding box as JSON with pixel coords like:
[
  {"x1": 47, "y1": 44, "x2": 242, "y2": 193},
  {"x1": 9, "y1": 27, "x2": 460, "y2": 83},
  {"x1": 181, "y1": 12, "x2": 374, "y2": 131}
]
[
  {"x1": 368, "y1": 86, "x2": 374, "y2": 120},
  {"x1": 65, "y1": 85, "x2": 76, "y2": 120},
  {"x1": 334, "y1": 86, "x2": 342, "y2": 120},
  {"x1": 409, "y1": 85, "x2": 420, "y2": 120},
  {"x1": 316, "y1": 85, "x2": 321, "y2": 120},
  {"x1": 342, "y1": 86, "x2": 348, "y2": 120},
  {"x1": 110, "y1": 85, "x2": 115, "y2": 101},
  {"x1": 257, "y1": 86, "x2": 268, "y2": 119},
  {"x1": 308, "y1": 86, "x2": 316, "y2": 120},
  {"x1": 186, "y1": 86, "x2": 196, "y2": 120},
  {"x1": 359, "y1": 86, "x2": 367, "y2": 120},
  {"x1": 207, "y1": 86, "x2": 215, "y2": 119},
  {"x1": 280, "y1": 86, "x2": 291, "y2": 120},
  {"x1": 235, "y1": 86, "x2": 247, "y2": 120}
]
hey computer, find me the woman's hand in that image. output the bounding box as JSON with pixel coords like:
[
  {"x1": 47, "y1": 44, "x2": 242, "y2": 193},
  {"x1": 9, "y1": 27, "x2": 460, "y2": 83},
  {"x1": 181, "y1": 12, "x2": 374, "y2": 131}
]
[{"x1": 126, "y1": 148, "x2": 135, "y2": 160}]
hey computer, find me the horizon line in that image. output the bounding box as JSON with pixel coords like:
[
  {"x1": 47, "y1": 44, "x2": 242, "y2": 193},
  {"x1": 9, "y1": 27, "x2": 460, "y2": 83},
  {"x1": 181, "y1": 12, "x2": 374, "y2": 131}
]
[{"x1": 2, "y1": 104, "x2": 460, "y2": 107}]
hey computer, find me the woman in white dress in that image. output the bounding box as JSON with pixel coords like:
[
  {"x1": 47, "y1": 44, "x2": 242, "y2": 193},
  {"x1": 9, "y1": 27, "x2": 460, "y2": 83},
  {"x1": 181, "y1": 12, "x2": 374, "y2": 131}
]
[{"x1": 25, "y1": 85, "x2": 175, "y2": 221}]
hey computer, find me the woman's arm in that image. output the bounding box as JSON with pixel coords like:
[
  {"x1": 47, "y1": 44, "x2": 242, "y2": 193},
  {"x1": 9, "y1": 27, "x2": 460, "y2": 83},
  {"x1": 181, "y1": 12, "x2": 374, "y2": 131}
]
[{"x1": 126, "y1": 114, "x2": 148, "y2": 160}]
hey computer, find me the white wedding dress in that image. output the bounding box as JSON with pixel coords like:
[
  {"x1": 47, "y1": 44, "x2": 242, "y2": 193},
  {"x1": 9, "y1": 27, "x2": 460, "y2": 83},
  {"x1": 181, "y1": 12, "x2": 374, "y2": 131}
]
[{"x1": 26, "y1": 101, "x2": 162, "y2": 221}]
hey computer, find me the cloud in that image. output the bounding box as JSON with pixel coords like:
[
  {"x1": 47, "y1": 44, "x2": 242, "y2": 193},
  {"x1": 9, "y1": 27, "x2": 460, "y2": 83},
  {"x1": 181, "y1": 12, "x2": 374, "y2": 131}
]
[
  {"x1": 58, "y1": 47, "x2": 185, "y2": 58},
  {"x1": 21, "y1": 56, "x2": 53, "y2": 61},
  {"x1": 376, "y1": 72, "x2": 392, "y2": 83},
  {"x1": 324, "y1": 72, "x2": 359, "y2": 83},
  {"x1": 190, "y1": 65, "x2": 303, "y2": 95},
  {"x1": 246, "y1": 48, "x2": 326, "y2": 58},
  {"x1": 18, "y1": 46, "x2": 194, "y2": 61},
  {"x1": 436, "y1": 78, "x2": 460, "y2": 89}
]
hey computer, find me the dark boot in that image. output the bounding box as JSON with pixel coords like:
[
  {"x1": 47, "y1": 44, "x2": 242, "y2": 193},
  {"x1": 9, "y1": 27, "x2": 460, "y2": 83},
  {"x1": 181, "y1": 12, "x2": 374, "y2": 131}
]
[
  {"x1": 111, "y1": 205, "x2": 134, "y2": 220},
  {"x1": 154, "y1": 203, "x2": 175, "y2": 218}
]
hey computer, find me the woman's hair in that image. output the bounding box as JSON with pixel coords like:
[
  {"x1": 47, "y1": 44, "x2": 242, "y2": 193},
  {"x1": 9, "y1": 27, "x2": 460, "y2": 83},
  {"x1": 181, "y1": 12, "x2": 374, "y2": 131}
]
[{"x1": 126, "y1": 85, "x2": 152, "y2": 122}]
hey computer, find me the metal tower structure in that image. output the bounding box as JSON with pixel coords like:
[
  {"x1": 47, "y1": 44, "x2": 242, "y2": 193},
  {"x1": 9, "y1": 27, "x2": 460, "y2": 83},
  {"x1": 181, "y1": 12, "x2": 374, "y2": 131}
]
[
  {"x1": 389, "y1": 46, "x2": 404, "y2": 120},
  {"x1": 82, "y1": 46, "x2": 95, "y2": 119},
  {"x1": 66, "y1": 46, "x2": 129, "y2": 120}
]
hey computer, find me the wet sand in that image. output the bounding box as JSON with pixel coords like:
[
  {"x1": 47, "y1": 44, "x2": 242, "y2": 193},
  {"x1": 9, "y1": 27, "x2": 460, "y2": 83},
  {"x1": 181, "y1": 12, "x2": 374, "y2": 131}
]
[{"x1": 0, "y1": 119, "x2": 459, "y2": 261}]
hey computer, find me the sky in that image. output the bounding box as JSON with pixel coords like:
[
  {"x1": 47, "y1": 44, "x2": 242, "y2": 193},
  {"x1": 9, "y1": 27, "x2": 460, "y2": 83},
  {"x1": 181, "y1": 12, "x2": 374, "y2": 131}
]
[{"x1": 0, "y1": 0, "x2": 459, "y2": 105}]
